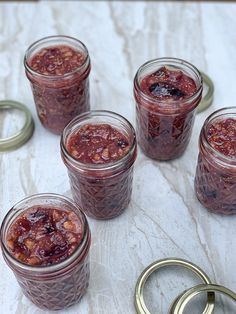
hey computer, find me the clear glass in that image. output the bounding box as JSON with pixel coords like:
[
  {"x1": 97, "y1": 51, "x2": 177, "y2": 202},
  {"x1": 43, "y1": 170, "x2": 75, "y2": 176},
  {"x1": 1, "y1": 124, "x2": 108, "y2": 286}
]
[
  {"x1": 0, "y1": 193, "x2": 91, "y2": 310},
  {"x1": 61, "y1": 110, "x2": 137, "y2": 220},
  {"x1": 134, "y1": 57, "x2": 203, "y2": 160},
  {"x1": 24, "y1": 35, "x2": 91, "y2": 135},
  {"x1": 195, "y1": 107, "x2": 236, "y2": 215}
]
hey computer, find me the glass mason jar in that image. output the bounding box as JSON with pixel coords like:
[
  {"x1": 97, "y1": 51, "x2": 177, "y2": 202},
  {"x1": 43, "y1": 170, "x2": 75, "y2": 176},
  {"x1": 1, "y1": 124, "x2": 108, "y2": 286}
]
[
  {"x1": 61, "y1": 110, "x2": 137, "y2": 220},
  {"x1": 24, "y1": 35, "x2": 91, "y2": 135},
  {"x1": 0, "y1": 194, "x2": 91, "y2": 310},
  {"x1": 195, "y1": 107, "x2": 236, "y2": 215},
  {"x1": 134, "y1": 58, "x2": 203, "y2": 160}
]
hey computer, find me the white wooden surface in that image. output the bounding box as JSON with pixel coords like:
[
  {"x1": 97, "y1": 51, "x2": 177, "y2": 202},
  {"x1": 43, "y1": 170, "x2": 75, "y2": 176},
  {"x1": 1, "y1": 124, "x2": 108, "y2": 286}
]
[{"x1": 0, "y1": 1, "x2": 236, "y2": 313}]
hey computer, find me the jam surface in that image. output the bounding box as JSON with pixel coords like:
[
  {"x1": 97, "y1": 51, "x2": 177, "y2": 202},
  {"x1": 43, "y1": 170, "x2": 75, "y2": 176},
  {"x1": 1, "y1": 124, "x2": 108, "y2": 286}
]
[
  {"x1": 29, "y1": 45, "x2": 86, "y2": 76},
  {"x1": 6, "y1": 206, "x2": 83, "y2": 266},
  {"x1": 67, "y1": 123, "x2": 131, "y2": 164},
  {"x1": 207, "y1": 118, "x2": 236, "y2": 158},
  {"x1": 140, "y1": 66, "x2": 197, "y2": 101}
]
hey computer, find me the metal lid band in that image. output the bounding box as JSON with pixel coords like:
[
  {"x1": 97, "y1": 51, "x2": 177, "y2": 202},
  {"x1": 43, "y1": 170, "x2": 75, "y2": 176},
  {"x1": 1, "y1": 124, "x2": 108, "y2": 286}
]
[
  {"x1": 0, "y1": 100, "x2": 34, "y2": 152},
  {"x1": 171, "y1": 284, "x2": 236, "y2": 314},
  {"x1": 197, "y1": 72, "x2": 214, "y2": 113},
  {"x1": 134, "y1": 258, "x2": 214, "y2": 314}
]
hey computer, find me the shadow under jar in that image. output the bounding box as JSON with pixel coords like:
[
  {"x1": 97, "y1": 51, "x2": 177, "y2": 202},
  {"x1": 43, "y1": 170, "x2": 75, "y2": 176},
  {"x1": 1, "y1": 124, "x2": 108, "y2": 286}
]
[
  {"x1": 134, "y1": 58, "x2": 203, "y2": 160},
  {"x1": 24, "y1": 35, "x2": 91, "y2": 135},
  {"x1": 195, "y1": 107, "x2": 236, "y2": 215},
  {"x1": 0, "y1": 194, "x2": 91, "y2": 310},
  {"x1": 61, "y1": 111, "x2": 137, "y2": 220}
]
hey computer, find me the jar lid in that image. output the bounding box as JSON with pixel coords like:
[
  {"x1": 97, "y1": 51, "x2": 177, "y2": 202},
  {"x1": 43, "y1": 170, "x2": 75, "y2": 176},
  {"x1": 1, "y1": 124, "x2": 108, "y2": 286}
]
[
  {"x1": 0, "y1": 100, "x2": 34, "y2": 152},
  {"x1": 134, "y1": 258, "x2": 214, "y2": 314},
  {"x1": 170, "y1": 283, "x2": 236, "y2": 313},
  {"x1": 197, "y1": 72, "x2": 214, "y2": 113}
]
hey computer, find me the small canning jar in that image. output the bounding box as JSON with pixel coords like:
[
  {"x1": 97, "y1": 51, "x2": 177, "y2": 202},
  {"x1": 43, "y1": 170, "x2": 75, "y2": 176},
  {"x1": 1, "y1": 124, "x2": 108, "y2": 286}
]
[
  {"x1": 134, "y1": 58, "x2": 203, "y2": 160},
  {"x1": 24, "y1": 35, "x2": 91, "y2": 135},
  {"x1": 61, "y1": 110, "x2": 137, "y2": 220},
  {"x1": 0, "y1": 194, "x2": 91, "y2": 310},
  {"x1": 195, "y1": 107, "x2": 236, "y2": 215}
]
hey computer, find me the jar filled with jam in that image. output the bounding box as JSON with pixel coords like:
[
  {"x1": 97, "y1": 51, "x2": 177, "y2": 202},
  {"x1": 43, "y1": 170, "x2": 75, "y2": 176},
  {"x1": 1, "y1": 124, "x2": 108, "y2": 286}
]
[
  {"x1": 134, "y1": 58, "x2": 203, "y2": 160},
  {"x1": 0, "y1": 194, "x2": 91, "y2": 310},
  {"x1": 24, "y1": 35, "x2": 91, "y2": 135},
  {"x1": 195, "y1": 107, "x2": 236, "y2": 215},
  {"x1": 61, "y1": 110, "x2": 137, "y2": 220}
]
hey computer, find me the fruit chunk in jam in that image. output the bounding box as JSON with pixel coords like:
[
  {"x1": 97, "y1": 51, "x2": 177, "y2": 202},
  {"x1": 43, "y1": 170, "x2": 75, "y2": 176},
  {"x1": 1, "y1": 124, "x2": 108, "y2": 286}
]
[
  {"x1": 67, "y1": 123, "x2": 130, "y2": 164},
  {"x1": 6, "y1": 206, "x2": 83, "y2": 266},
  {"x1": 135, "y1": 64, "x2": 202, "y2": 160},
  {"x1": 25, "y1": 40, "x2": 90, "y2": 135},
  {"x1": 29, "y1": 45, "x2": 86, "y2": 76},
  {"x1": 207, "y1": 118, "x2": 236, "y2": 158},
  {"x1": 195, "y1": 116, "x2": 236, "y2": 215},
  {"x1": 140, "y1": 66, "x2": 197, "y2": 100}
]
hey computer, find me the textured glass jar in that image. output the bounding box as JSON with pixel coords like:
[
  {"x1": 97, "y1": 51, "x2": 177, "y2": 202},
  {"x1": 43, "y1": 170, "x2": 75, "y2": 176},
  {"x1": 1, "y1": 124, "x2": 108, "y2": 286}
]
[
  {"x1": 0, "y1": 194, "x2": 91, "y2": 310},
  {"x1": 61, "y1": 110, "x2": 137, "y2": 220},
  {"x1": 24, "y1": 35, "x2": 91, "y2": 135},
  {"x1": 195, "y1": 107, "x2": 236, "y2": 215},
  {"x1": 134, "y1": 58, "x2": 203, "y2": 160}
]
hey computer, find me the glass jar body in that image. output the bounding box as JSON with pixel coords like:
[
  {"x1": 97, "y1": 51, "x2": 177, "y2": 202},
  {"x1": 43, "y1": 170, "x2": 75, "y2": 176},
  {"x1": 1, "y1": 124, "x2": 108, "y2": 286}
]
[
  {"x1": 61, "y1": 111, "x2": 137, "y2": 220},
  {"x1": 194, "y1": 108, "x2": 236, "y2": 215},
  {"x1": 24, "y1": 36, "x2": 91, "y2": 135},
  {"x1": 0, "y1": 194, "x2": 91, "y2": 310},
  {"x1": 134, "y1": 58, "x2": 202, "y2": 160}
]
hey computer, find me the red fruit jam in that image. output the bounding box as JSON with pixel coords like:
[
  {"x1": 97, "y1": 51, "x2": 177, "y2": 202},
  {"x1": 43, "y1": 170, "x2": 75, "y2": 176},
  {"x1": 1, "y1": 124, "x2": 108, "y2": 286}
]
[
  {"x1": 24, "y1": 36, "x2": 90, "y2": 135},
  {"x1": 6, "y1": 206, "x2": 83, "y2": 266},
  {"x1": 61, "y1": 111, "x2": 137, "y2": 220},
  {"x1": 195, "y1": 108, "x2": 236, "y2": 215},
  {"x1": 207, "y1": 118, "x2": 236, "y2": 158},
  {"x1": 134, "y1": 58, "x2": 202, "y2": 160},
  {"x1": 1, "y1": 194, "x2": 91, "y2": 310},
  {"x1": 67, "y1": 124, "x2": 130, "y2": 164}
]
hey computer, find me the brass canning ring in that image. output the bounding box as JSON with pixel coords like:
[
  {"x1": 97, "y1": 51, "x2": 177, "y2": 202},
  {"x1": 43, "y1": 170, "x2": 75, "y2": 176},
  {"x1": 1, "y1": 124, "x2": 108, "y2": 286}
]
[
  {"x1": 0, "y1": 100, "x2": 34, "y2": 152},
  {"x1": 197, "y1": 72, "x2": 214, "y2": 113},
  {"x1": 171, "y1": 283, "x2": 236, "y2": 314},
  {"x1": 134, "y1": 258, "x2": 214, "y2": 314}
]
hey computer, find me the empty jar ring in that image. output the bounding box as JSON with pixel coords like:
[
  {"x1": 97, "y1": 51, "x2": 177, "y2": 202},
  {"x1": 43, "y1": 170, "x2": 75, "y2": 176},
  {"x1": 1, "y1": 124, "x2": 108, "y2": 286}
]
[{"x1": 134, "y1": 258, "x2": 214, "y2": 314}]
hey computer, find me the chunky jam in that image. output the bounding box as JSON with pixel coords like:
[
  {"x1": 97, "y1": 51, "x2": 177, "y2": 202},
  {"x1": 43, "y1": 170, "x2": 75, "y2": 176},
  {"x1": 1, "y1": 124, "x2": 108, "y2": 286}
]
[
  {"x1": 135, "y1": 65, "x2": 201, "y2": 160},
  {"x1": 29, "y1": 45, "x2": 86, "y2": 76},
  {"x1": 6, "y1": 206, "x2": 83, "y2": 266},
  {"x1": 67, "y1": 124, "x2": 130, "y2": 164},
  {"x1": 140, "y1": 66, "x2": 197, "y2": 100},
  {"x1": 25, "y1": 43, "x2": 90, "y2": 135},
  {"x1": 195, "y1": 116, "x2": 236, "y2": 215},
  {"x1": 62, "y1": 121, "x2": 136, "y2": 220},
  {"x1": 207, "y1": 118, "x2": 236, "y2": 158}
]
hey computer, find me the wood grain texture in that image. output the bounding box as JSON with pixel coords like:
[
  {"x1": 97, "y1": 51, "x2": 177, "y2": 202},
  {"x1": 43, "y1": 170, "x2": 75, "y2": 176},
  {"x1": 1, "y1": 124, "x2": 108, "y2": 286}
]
[{"x1": 0, "y1": 1, "x2": 236, "y2": 313}]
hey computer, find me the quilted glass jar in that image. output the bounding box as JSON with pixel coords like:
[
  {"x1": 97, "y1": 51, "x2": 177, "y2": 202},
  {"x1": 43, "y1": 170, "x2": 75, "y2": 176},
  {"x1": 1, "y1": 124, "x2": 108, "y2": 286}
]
[
  {"x1": 61, "y1": 111, "x2": 137, "y2": 220},
  {"x1": 134, "y1": 58, "x2": 203, "y2": 160},
  {"x1": 0, "y1": 194, "x2": 91, "y2": 310},
  {"x1": 195, "y1": 107, "x2": 236, "y2": 214},
  {"x1": 24, "y1": 35, "x2": 91, "y2": 135}
]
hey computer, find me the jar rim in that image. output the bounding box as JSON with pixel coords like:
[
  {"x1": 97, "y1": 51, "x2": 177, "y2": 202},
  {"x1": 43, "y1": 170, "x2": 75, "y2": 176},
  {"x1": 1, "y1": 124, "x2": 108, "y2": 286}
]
[
  {"x1": 201, "y1": 106, "x2": 236, "y2": 165},
  {"x1": 134, "y1": 57, "x2": 203, "y2": 107},
  {"x1": 24, "y1": 35, "x2": 90, "y2": 80},
  {"x1": 61, "y1": 110, "x2": 137, "y2": 172},
  {"x1": 0, "y1": 193, "x2": 90, "y2": 274}
]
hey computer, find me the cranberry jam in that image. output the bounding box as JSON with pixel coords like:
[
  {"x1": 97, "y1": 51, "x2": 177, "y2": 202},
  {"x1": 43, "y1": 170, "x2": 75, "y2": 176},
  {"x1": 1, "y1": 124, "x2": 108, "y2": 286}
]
[
  {"x1": 195, "y1": 108, "x2": 236, "y2": 215},
  {"x1": 6, "y1": 206, "x2": 83, "y2": 266},
  {"x1": 67, "y1": 123, "x2": 130, "y2": 164},
  {"x1": 24, "y1": 36, "x2": 91, "y2": 135},
  {"x1": 61, "y1": 111, "x2": 137, "y2": 220},
  {"x1": 1, "y1": 194, "x2": 91, "y2": 310},
  {"x1": 134, "y1": 58, "x2": 203, "y2": 160}
]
